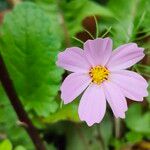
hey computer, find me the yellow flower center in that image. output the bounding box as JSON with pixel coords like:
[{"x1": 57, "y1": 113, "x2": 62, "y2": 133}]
[{"x1": 89, "y1": 66, "x2": 109, "y2": 84}]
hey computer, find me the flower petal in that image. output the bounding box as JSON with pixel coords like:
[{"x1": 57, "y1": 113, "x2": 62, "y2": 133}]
[
  {"x1": 78, "y1": 84, "x2": 106, "y2": 126},
  {"x1": 56, "y1": 47, "x2": 90, "y2": 73},
  {"x1": 60, "y1": 73, "x2": 91, "y2": 104},
  {"x1": 110, "y1": 70, "x2": 148, "y2": 101},
  {"x1": 103, "y1": 81, "x2": 127, "y2": 118},
  {"x1": 84, "y1": 38, "x2": 112, "y2": 66},
  {"x1": 106, "y1": 43, "x2": 144, "y2": 71}
]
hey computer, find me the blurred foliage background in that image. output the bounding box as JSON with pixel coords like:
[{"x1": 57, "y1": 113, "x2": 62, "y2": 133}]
[{"x1": 0, "y1": 0, "x2": 150, "y2": 149}]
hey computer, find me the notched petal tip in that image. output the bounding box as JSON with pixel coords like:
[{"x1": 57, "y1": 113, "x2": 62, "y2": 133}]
[
  {"x1": 103, "y1": 37, "x2": 112, "y2": 42},
  {"x1": 103, "y1": 81, "x2": 128, "y2": 119},
  {"x1": 78, "y1": 84, "x2": 106, "y2": 127},
  {"x1": 60, "y1": 93, "x2": 68, "y2": 104},
  {"x1": 84, "y1": 37, "x2": 113, "y2": 66},
  {"x1": 110, "y1": 70, "x2": 148, "y2": 101},
  {"x1": 79, "y1": 117, "x2": 101, "y2": 127},
  {"x1": 56, "y1": 47, "x2": 90, "y2": 73},
  {"x1": 120, "y1": 113, "x2": 126, "y2": 119},
  {"x1": 86, "y1": 121, "x2": 98, "y2": 126},
  {"x1": 56, "y1": 52, "x2": 64, "y2": 66},
  {"x1": 145, "y1": 90, "x2": 149, "y2": 97},
  {"x1": 115, "y1": 111, "x2": 126, "y2": 119},
  {"x1": 139, "y1": 47, "x2": 144, "y2": 52},
  {"x1": 107, "y1": 43, "x2": 145, "y2": 71},
  {"x1": 84, "y1": 37, "x2": 112, "y2": 44},
  {"x1": 60, "y1": 73, "x2": 91, "y2": 105}
]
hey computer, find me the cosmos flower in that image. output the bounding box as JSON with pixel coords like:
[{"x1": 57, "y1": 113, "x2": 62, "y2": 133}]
[{"x1": 56, "y1": 38, "x2": 148, "y2": 126}]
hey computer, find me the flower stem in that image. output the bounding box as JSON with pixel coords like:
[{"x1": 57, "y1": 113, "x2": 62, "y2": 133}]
[
  {"x1": 83, "y1": 28, "x2": 95, "y2": 39},
  {"x1": 0, "y1": 54, "x2": 46, "y2": 150},
  {"x1": 74, "y1": 124, "x2": 89, "y2": 150},
  {"x1": 114, "y1": 118, "x2": 121, "y2": 139},
  {"x1": 94, "y1": 16, "x2": 99, "y2": 38},
  {"x1": 96, "y1": 126, "x2": 106, "y2": 150},
  {"x1": 72, "y1": 37, "x2": 84, "y2": 44},
  {"x1": 101, "y1": 26, "x2": 112, "y2": 38}
]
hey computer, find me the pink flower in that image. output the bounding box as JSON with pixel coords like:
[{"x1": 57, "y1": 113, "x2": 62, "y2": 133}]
[{"x1": 56, "y1": 38, "x2": 148, "y2": 126}]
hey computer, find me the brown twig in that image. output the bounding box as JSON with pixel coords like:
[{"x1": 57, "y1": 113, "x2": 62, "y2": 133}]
[{"x1": 0, "y1": 54, "x2": 46, "y2": 150}]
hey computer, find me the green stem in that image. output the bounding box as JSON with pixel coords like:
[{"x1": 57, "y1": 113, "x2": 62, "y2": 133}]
[
  {"x1": 72, "y1": 37, "x2": 84, "y2": 44},
  {"x1": 94, "y1": 16, "x2": 99, "y2": 38},
  {"x1": 114, "y1": 118, "x2": 121, "y2": 139}
]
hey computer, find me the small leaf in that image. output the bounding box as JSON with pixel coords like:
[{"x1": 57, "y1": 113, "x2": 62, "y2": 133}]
[
  {"x1": 0, "y1": 139, "x2": 12, "y2": 150},
  {"x1": 125, "y1": 104, "x2": 150, "y2": 135},
  {"x1": 14, "y1": 146, "x2": 26, "y2": 150},
  {"x1": 42, "y1": 101, "x2": 80, "y2": 123},
  {"x1": 125, "y1": 131, "x2": 143, "y2": 143}
]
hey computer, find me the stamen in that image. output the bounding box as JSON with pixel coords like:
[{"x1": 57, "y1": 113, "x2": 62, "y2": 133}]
[{"x1": 89, "y1": 65, "x2": 109, "y2": 84}]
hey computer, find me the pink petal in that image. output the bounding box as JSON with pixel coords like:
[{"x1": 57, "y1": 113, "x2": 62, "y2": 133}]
[
  {"x1": 60, "y1": 73, "x2": 91, "y2": 104},
  {"x1": 56, "y1": 47, "x2": 90, "y2": 73},
  {"x1": 106, "y1": 43, "x2": 144, "y2": 71},
  {"x1": 78, "y1": 84, "x2": 106, "y2": 126},
  {"x1": 103, "y1": 81, "x2": 127, "y2": 118},
  {"x1": 110, "y1": 70, "x2": 148, "y2": 101},
  {"x1": 84, "y1": 38, "x2": 112, "y2": 66}
]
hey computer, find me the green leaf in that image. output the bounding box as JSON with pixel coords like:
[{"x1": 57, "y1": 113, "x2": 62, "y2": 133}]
[
  {"x1": 14, "y1": 146, "x2": 26, "y2": 150},
  {"x1": 59, "y1": 0, "x2": 113, "y2": 37},
  {"x1": 136, "y1": 64, "x2": 150, "y2": 78},
  {"x1": 66, "y1": 124, "x2": 104, "y2": 150},
  {"x1": 0, "y1": 2, "x2": 63, "y2": 116},
  {"x1": 42, "y1": 101, "x2": 80, "y2": 123},
  {"x1": 125, "y1": 103, "x2": 150, "y2": 135},
  {"x1": 0, "y1": 139, "x2": 12, "y2": 150},
  {"x1": 99, "y1": 113, "x2": 113, "y2": 150},
  {"x1": 110, "y1": 138, "x2": 124, "y2": 150},
  {"x1": 125, "y1": 131, "x2": 143, "y2": 143},
  {"x1": 36, "y1": 0, "x2": 113, "y2": 44},
  {"x1": 106, "y1": 0, "x2": 150, "y2": 47},
  {"x1": 134, "y1": 0, "x2": 150, "y2": 31}
]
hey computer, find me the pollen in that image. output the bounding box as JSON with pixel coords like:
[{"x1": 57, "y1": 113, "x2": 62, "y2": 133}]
[{"x1": 89, "y1": 65, "x2": 109, "y2": 84}]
